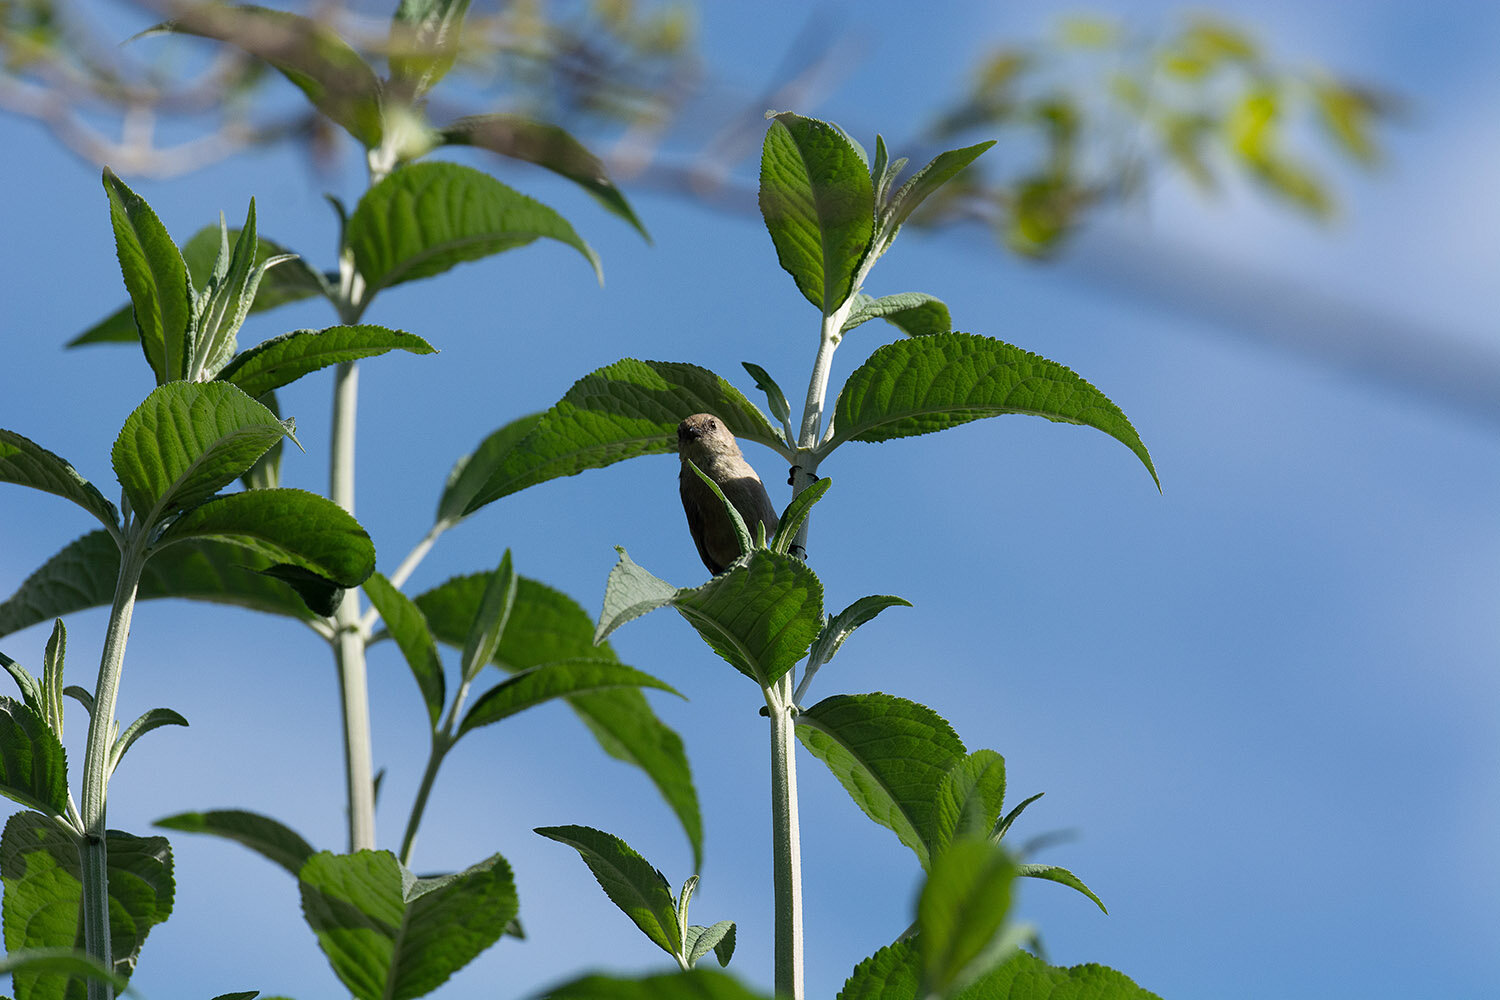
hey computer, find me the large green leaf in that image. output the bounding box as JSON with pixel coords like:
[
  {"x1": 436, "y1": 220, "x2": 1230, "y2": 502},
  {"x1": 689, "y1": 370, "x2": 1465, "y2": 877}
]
[
  {"x1": 216, "y1": 325, "x2": 436, "y2": 398},
  {"x1": 412, "y1": 574, "x2": 702, "y2": 869},
  {"x1": 543, "y1": 969, "x2": 770, "y2": 1000},
  {"x1": 828, "y1": 332, "x2": 1158, "y2": 487},
  {"x1": 533, "y1": 825, "x2": 679, "y2": 957},
  {"x1": 796, "y1": 693, "x2": 966, "y2": 869},
  {"x1": 102, "y1": 168, "x2": 193, "y2": 384},
  {"x1": 0, "y1": 531, "x2": 319, "y2": 641},
  {"x1": 69, "y1": 227, "x2": 327, "y2": 348},
  {"x1": 0, "y1": 430, "x2": 119, "y2": 531},
  {"x1": 361, "y1": 573, "x2": 444, "y2": 728},
  {"x1": 461, "y1": 359, "x2": 782, "y2": 516},
  {"x1": 758, "y1": 112, "x2": 875, "y2": 313},
  {"x1": 598, "y1": 548, "x2": 822, "y2": 688},
  {"x1": 439, "y1": 114, "x2": 649, "y2": 239},
  {"x1": 956, "y1": 951, "x2": 1162, "y2": 999},
  {"x1": 154, "y1": 808, "x2": 314, "y2": 878},
  {"x1": 154, "y1": 488, "x2": 375, "y2": 591},
  {"x1": 0, "y1": 698, "x2": 69, "y2": 816},
  {"x1": 918, "y1": 838, "x2": 1017, "y2": 997},
  {"x1": 838, "y1": 939, "x2": 922, "y2": 1000},
  {"x1": 0, "y1": 812, "x2": 173, "y2": 998},
  {"x1": 111, "y1": 381, "x2": 292, "y2": 520},
  {"x1": 434, "y1": 414, "x2": 544, "y2": 528},
  {"x1": 348, "y1": 161, "x2": 600, "y2": 297},
  {"x1": 389, "y1": 0, "x2": 470, "y2": 97},
  {"x1": 457, "y1": 659, "x2": 680, "y2": 737},
  {"x1": 149, "y1": 4, "x2": 383, "y2": 147},
  {"x1": 298, "y1": 849, "x2": 517, "y2": 1000},
  {"x1": 0, "y1": 949, "x2": 128, "y2": 995},
  {"x1": 839, "y1": 941, "x2": 1162, "y2": 1000}
]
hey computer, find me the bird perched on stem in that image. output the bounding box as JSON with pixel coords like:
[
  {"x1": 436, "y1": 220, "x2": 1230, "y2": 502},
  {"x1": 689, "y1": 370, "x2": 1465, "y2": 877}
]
[{"x1": 678, "y1": 413, "x2": 780, "y2": 574}]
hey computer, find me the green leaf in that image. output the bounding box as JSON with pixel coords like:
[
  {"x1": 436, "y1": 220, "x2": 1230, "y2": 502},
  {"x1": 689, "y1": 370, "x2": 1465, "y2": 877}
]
[
  {"x1": 179, "y1": 225, "x2": 329, "y2": 316},
  {"x1": 543, "y1": 969, "x2": 771, "y2": 1000},
  {"x1": 0, "y1": 531, "x2": 319, "y2": 641},
  {"x1": 955, "y1": 951, "x2": 1163, "y2": 1000},
  {"x1": 439, "y1": 114, "x2": 649, "y2": 240},
  {"x1": 460, "y1": 359, "x2": 782, "y2": 515},
  {"x1": 389, "y1": 0, "x2": 471, "y2": 97},
  {"x1": 413, "y1": 573, "x2": 702, "y2": 869},
  {"x1": 1, "y1": 812, "x2": 173, "y2": 995},
  {"x1": 0, "y1": 948, "x2": 130, "y2": 994},
  {"x1": 0, "y1": 650, "x2": 44, "y2": 719},
  {"x1": 758, "y1": 112, "x2": 875, "y2": 313},
  {"x1": 685, "y1": 458, "x2": 753, "y2": 564},
  {"x1": 838, "y1": 938, "x2": 920, "y2": 1000},
  {"x1": 0, "y1": 430, "x2": 119, "y2": 531},
  {"x1": 993, "y1": 792, "x2": 1043, "y2": 842},
  {"x1": 216, "y1": 325, "x2": 436, "y2": 398},
  {"x1": 41, "y1": 619, "x2": 66, "y2": 738},
  {"x1": 918, "y1": 837, "x2": 1017, "y2": 997},
  {"x1": 194, "y1": 201, "x2": 272, "y2": 378},
  {"x1": 1015, "y1": 863, "x2": 1106, "y2": 914},
  {"x1": 111, "y1": 382, "x2": 292, "y2": 521},
  {"x1": 459, "y1": 550, "x2": 517, "y2": 683},
  {"x1": 930, "y1": 751, "x2": 1006, "y2": 860},
  {"x1": 668, "y1": 548, "x2": 823, "y2": 686},
  {"x1": 102, "y1": 167, "x2": 193, "y2": 385},
  {"x1": 110, "y1": 707, "x2": 189, "y2": 776},
  {"x1": 0, "y1": 697, "x2": 69, "y2": 816},
  {"x1": 348, "y1": 161, "x2": 600, "y2": 297},
  {"x1": 362, "y1": 573, "x2": 445, "y2": 729},
  {"x1": 769, "y1": 477, "x2": 831, "y2": 555},
  {"x1": 148, "y1": 4, "x2": 383, "y2": 147},
  {"x1": 435, "y1": 414, "x2": 544, "y2": 528},
  {"x1": 805, "y1": 594, "x2": 911, "y2": 672},
  {"x1": 298, "y1": 849, "x2": 517, "y2": 1000},
  {"x1": 881, "y1": 142, "x2": 995, "y2": 241},
  {"x1": 594, "y1": 548, "x2": 679, "y2": 646},
  {"x1": 740, "y1": 362, "x2": 792, "y2": 428},
  {"x1": 64, "y1": 223, "x2": 328, "y2": 349},
  {"x1": 796, "y1": 693, "x2": 965, "y2": 869},
  {"x1": 534, "y1": 825, "x2": 679, "y2": 957},
  {"x1": 840, "y1": 293, "x2": 952, "y2": 338},
  {"x1": 154, "y1": 809, "x2": 314, "y2": 877},
  {"x1": 828, "y1": 332, "x2": 1158, "y2": 488},
  {"x1": 684, "y1": 921, "x2": 736, "y2": 968},
  {"x1": 457, "y1": 659, "x2": 680, "y2": 738},
  {"x1": 154, "y1": 488, "x2": 376, "y2": 591}
]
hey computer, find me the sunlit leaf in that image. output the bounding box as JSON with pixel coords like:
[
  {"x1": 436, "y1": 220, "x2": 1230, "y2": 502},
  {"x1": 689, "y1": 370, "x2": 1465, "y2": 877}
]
[
  {"x1": 348, "y1": 161, "x2": 600, "y2": 297},
  {"x1": 829, "y1": 333, "x2": 1157, "y2": 488},
  {"x1": 299, "y1": 850, "x2": 517, "y2": 1000}
]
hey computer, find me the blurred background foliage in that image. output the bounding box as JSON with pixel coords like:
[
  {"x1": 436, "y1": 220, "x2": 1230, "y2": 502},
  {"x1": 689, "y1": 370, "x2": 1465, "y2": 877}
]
[{"x1": 0, "y1": 0, "x2": 1395, "y2": 256}]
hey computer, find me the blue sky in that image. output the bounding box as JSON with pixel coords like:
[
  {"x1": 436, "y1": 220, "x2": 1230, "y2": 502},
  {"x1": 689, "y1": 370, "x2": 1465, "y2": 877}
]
[{"x1": 2, "y1": 2, "x2": 1498, "y2": 998}]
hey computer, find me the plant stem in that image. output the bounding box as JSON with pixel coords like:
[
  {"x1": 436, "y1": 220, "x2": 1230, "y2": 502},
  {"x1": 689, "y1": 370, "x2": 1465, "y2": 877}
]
[
  {"x1": 765, "y1": 674, "x2": 804, "y2": 1000},
  {"x1": 398, "y1": 734, "x2": 448, "y2": 867},
  {"x1": 79, "y1": 538, "x2": 147, "y2": 1000},
  {"x1": 330, "y1": 358, "x2": 376, "y2": 852},
  {"x1": 398, "y1": 672, "x2": 475, "y2": 866}
]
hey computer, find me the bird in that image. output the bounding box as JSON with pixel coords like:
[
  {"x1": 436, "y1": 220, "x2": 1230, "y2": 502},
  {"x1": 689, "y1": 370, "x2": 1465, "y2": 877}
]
[{"x1": 677, "y1": 413, "x2": 780, "y2": 574}]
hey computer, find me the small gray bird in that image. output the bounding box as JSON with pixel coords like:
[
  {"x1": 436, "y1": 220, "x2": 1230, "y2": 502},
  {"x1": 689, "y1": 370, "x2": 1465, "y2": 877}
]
[{"x1": 678, "y1": 413, "x2": 780, "y2": 574}]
